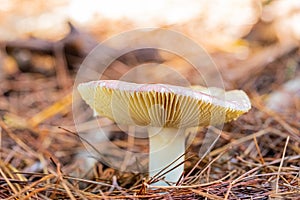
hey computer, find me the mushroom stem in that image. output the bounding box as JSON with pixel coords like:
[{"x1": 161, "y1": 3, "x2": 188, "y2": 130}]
[{"x1": 148, "y1": 127, "x2": 185, "y2": 186}]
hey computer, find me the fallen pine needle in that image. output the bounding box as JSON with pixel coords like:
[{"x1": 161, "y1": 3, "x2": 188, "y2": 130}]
[
  {"x1": 191, "y1": 189, "x2": 224, "y2": 200},
  {"x1": 28, "y1": 93, "x2": 72, "y2": 127},
  {"x1": 276, "y1": 136, "x2": 290, "y2": 193}
]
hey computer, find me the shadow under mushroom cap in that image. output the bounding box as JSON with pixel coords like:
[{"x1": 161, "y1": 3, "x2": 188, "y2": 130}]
[{"x1": 78, "y1": 80, "x2": 251, "y2": 128}]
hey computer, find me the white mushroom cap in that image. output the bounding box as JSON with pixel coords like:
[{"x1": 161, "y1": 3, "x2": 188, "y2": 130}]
[{"x1": 77, "y1": 80, "x2": 251, "y2": 128}]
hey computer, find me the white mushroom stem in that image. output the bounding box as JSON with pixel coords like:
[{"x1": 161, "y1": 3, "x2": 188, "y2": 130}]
[
  {"x1": 148, "y1": 127, "x2": 185, "y2": 186},
  {"x1": 92, "y1": 109, "x2": 98, "y2": 117}
]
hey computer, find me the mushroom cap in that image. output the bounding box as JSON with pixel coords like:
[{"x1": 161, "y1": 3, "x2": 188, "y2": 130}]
[{"x1": 78, "y1": 80, "x2": 251, "y2": 128}]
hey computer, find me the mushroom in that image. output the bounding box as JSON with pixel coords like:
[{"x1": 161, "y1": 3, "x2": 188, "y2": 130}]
[{"x1": 77, "y1": 80, "x2": 251, "y2": 185}]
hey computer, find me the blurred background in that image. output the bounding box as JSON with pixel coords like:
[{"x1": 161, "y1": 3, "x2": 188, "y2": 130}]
[
  {"x1": 1, "y1": 0, "x2": 299, "y2": 84},
  {"x1": 0, "y1": 0, "x2": 299, "y2": 199}
]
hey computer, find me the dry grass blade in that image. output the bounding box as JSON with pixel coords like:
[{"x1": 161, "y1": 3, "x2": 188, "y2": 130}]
[
  {"x1": 7, "y1": 174, "x2": 55, "y2": 200},
  {"x1": 276, "y1": 136, "x2": 290, "y2": 193},
  {"x1": 252, "y1": 95, "x2": 300, "y2": 142},
  {"x1": 1, "y1": 7, "x2": 299, "y2": 198},
  {"x1": 147, "y1": 170, "x2": 234, "y2": 189},
  {"x1": 184, "y1": 128, "x2": 221, "y2": 183},
  {"x1": 0, "y1": 119, "x2": 36, "y2": 156},
  {"x1": 147, "y1": 151, "x2": 188, "y2": 185},
  {"x1": 0, "y1": 168, "x2": 19, "y2": 196},
  {"x1": 185, "y1": 148, "x2": 226, "y2": 184},
  {"x1": 191, "y1": 189, "x2": 224, "y2": 200},
  {"x1": 28, "y1": 93, "x2": 72, "y2": 127},
  {"x1": 209, "y1": 128, "x2": 272, "y2": 157},
  {"x1": 253, "y1": 135, "x2": 265, "y2": 165}
]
